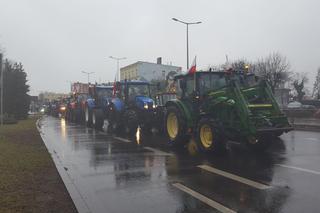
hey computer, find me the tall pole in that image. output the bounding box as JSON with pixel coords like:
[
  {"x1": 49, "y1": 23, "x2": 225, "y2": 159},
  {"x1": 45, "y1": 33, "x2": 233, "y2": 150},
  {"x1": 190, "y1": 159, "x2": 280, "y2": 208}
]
[
  {"x1": 172, "y1": 18, "x2": 201, "y2": 71},
  {"x1": 0, "y1": 53, "x2": 3, "y2": 126},
  {"x1": 82, "y1": 71, "x2": 94, "y2": 84},
  {"x1": 109, "y1": 56, "x2": 126, "y2": 81}
]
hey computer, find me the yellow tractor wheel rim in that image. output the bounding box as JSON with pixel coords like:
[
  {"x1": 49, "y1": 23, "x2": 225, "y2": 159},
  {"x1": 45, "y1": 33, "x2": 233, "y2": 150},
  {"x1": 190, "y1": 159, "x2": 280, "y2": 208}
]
[
  {"x1": 167, "y1": 112, "x2": 178, "y2": 139},
  {"x1": 200, "y1": 124, "x2": 213, "y2": 148}
]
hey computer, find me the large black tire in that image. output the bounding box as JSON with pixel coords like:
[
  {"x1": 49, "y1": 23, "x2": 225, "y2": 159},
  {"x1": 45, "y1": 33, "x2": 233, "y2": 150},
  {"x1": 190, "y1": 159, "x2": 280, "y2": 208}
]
[
  {"x1": 93, "y1": 109, "x2": 104, "y2": 130},
  {"x1": 73, "y1": 108, "x2": 81, "y2": 123},
  {"x1": 123, "y1": 110, "x2": 138, "y2": 134},
  {"x1": 164, "y1": 106, "x2": 188, "y2": 146},
  {"x1": 196, "y1": 118, "x2": 226, "y2": 153},
  {"x1": 85, "y1": 106, "x2": 93, "y2": 127}
]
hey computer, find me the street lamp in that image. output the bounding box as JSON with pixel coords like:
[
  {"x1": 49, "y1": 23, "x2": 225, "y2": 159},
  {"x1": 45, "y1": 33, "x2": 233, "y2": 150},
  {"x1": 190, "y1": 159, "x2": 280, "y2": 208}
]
[
  {"x1": 82, "y1": 71, "x2": 94, "y2": 83},
  {"x1": 109, "y1": 56, "x2": 126, "y2": 81},
  {"x1": 172, "y1": 18, "x2": 202, "y2": 70}
]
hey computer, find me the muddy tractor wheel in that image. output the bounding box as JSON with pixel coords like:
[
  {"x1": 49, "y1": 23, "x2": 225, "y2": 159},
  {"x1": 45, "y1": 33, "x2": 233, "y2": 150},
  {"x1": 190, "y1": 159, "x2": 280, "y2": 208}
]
[
  {"x1": 85, "y1": 106, "x2": 93, "y2": 127},
  {"x1": 165, "y1": 106, "x2": 188, "y2": 146},
  {"x1": 197, "y1": 119, "x2": 225, "y2": 152},
  {"x1": 93, "y1": 109, "x2": 104, "y2": 130}
]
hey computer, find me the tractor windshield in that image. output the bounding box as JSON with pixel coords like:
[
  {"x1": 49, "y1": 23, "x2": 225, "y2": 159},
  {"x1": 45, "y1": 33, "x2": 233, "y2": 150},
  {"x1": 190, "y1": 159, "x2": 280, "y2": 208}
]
[
  {"x1": 197, "y1": 73, "x2": 227, "y2": 95},
  {"x1": 97, "y1": 88, "x2": 113, "y2": 98},
  {"x1": 233, "y1": 74, "x2": 259, "y2": 88},
  {"x1": 128, "y1": 84, "x2": 150, "y2": 98}
]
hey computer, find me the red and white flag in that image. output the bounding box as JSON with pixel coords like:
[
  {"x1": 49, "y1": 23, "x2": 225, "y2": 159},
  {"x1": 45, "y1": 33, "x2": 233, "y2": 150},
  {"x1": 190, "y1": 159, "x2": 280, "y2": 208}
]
[{"x1": 188, "y1": 56, "x2": 197, "y2": 75}]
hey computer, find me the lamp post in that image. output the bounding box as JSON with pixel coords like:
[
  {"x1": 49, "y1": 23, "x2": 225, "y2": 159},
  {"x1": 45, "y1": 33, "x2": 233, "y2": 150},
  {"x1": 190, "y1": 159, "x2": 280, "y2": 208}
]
[
  {"x1": 172, "y1": 18, "x2": 201, "y2": 70},
  {"x1": 82, "y1": 71, "x2": 94, "y2": 84},
  {"x1": 109, "y1": 56, "x2": 126, "y2": 81}
]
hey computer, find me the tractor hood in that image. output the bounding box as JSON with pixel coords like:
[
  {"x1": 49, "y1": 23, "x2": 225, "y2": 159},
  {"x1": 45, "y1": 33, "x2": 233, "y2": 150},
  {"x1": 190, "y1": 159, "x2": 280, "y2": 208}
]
[{"x1": 135, "y1": 96, "x2": 154, "y2": 110}]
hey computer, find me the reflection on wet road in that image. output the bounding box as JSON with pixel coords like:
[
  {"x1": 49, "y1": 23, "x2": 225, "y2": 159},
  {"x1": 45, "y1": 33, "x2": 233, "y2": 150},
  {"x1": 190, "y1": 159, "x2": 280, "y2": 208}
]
[{"x1": 39, "y1": 116, "x2": 320, "y2": 213}]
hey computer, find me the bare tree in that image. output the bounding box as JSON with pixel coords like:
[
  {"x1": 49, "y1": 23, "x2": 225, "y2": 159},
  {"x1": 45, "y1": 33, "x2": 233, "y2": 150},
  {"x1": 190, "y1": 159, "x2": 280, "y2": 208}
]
[
  {"x1": 312, "y1": 68, "x2": 320, "y2": 99},
  {"x1": 254, "y1": 52, "x2": 292, "y2": 91},
  {"x1": 292, "y1": 72, "x2": 308, "y2": 102}
]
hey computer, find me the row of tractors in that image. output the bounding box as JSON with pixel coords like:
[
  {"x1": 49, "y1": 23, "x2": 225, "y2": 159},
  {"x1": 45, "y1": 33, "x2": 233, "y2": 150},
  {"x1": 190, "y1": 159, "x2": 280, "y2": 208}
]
[{"x1": 59, "y1": 70, "x2": 293, "y2": 152}]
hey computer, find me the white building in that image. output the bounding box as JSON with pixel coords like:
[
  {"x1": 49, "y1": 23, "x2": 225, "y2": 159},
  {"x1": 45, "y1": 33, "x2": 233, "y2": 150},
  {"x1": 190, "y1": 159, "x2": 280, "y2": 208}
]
[{"x1": 120, "y1": 59, "x2": 182, "y2": 82}]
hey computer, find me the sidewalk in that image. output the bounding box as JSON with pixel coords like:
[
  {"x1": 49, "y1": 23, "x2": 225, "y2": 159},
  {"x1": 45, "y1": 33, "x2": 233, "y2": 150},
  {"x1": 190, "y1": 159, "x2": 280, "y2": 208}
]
[{"x1": 289, "y1": 117, "x2": 320, "y2": 131}]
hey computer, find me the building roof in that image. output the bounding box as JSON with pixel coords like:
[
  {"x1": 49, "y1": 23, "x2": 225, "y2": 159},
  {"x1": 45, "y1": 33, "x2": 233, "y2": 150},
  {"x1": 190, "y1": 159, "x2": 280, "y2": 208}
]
[{"x1": 120, "y1": 61, "x2": 181, "y2": 70}]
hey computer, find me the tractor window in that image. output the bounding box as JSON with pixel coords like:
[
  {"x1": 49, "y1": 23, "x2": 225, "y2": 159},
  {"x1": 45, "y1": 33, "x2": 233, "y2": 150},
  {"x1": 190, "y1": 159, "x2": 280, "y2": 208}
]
[
  {"x1": 128, "y1": 84, "x2": 150, "y2": 100},
  {"x1": 198, "y1": 73, "x2": 226, "y2": 95},
  {"x1": 176, "y1": 80, "x2": 182, "y2": 98},
  {"x1": 97, "y1": 89, "x2": 113, "y2": 98},
  {"x1": 234, "y1": 74, "x2": 258, "y2": 87},
  {"x1": 185, "y1": 79, "x2": 194, "y2": 96}
]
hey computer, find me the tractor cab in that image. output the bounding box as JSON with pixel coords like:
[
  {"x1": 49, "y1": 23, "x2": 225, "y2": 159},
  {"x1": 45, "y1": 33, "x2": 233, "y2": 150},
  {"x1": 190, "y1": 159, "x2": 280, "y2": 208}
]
[
  {"x1": 89, "y1": 85, "x2": 113, "y2": 107},
  {"x1": 114, "y1": 80, "x2": 155, "y2": 111}
]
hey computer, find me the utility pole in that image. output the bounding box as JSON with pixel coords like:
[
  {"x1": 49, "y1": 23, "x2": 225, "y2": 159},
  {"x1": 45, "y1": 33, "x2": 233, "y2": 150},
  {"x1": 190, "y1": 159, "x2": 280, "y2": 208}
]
[
  {"x1": 172, "y1": 18, "x2": 201, "y2": 70},
  {"x1": 109, "y1": 56, "x2": 126, "y2": 81},
  {"x1": 82, "y1": 71, "x2": 94, "y2": 84},
  {"x1": 0, "y1": 53, "x2": 3, "y2": 126}
]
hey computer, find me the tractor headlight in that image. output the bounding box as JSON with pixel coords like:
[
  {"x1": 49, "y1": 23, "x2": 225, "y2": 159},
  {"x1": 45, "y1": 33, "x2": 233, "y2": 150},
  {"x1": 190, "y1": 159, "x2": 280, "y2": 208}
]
[{"x1": 143, "y1": 102, "x2": 148, "y2": 109}]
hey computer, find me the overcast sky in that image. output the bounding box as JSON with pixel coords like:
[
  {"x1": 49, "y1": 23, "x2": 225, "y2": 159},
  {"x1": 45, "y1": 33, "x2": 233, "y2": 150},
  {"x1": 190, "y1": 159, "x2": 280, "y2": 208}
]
[{"x1": 1, "y1": 0, "x2": 319, "y2": 95}]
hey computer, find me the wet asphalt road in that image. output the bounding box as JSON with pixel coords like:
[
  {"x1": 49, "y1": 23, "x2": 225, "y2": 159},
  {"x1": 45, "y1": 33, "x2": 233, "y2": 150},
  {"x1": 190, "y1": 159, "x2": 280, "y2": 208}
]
[{"x1": 39, "y1": 116, "x2": 320, "y2": 213}]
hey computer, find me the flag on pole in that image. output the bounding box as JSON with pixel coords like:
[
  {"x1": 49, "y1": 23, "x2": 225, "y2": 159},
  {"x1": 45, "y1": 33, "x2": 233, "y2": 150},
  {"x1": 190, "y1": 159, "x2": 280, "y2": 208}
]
[{"x1": 188, "y1": 56, "x2": 197, "y2": 75}]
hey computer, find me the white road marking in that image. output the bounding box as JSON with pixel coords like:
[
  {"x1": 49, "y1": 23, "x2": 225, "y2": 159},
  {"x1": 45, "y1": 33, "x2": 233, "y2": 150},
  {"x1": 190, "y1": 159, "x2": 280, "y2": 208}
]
[
  {"x1": 172, "y1": 183, "x2": 236, "y2": 213},
  {"x1": 305, "y1": 138, "x2": 319, "y2": 142},
  {"x1": 276, "y1": 164, "x2": 320, "y2": 175},
  {"x1": 198, "y1": 165, "x2": 271, "y2": 190},
  {"x1": 113, "y1": 137, "x2": 131, "y2": 143},
  {"x1": 143, "y1": 147, "x2": 173, "y2": 156}
]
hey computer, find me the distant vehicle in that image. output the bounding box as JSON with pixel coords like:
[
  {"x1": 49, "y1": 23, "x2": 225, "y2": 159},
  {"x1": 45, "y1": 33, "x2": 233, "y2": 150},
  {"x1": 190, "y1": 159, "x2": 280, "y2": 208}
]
[
  {"x1": 84, "y1": 85, "x2": 114, "y2": 129},
  {"x1": 65, "y1": 82, "x2": 89, "y2": 123}
]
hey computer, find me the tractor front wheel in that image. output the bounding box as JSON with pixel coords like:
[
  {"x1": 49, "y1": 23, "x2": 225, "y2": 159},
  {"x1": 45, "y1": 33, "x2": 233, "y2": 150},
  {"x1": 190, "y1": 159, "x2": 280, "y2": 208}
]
[
  {"x1": 124, "y1": 110, "x2": 138, "y2": 134},
  {"x1": 85, "y1": 106, "x2": 93, "y2": 127},
  {"x1": 197, "y1": 119, "x2": 225, "y2": 153},
  {"x1": 165, "y1": 106, "x2": 188, "y2": 146},
  {"x1": 93, "y1": 109, "x2": 104, "y2": 130}
]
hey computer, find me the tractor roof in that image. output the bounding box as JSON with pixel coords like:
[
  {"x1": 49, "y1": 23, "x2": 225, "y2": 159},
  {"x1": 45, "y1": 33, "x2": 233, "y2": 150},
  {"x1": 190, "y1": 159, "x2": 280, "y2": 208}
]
[
  {"x1": 174, "y1": 70, "x2": 254, "y2": 80},
  {"x1": 119, "y1": 80, "x2": 150, "y2": 85},
  {"x1": 95, "y1": 85, "x2": 113, "y2": 90}
]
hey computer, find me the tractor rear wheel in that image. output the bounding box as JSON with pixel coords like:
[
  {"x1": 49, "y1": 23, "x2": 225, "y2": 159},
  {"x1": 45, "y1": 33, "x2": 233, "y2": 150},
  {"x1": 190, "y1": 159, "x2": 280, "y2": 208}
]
[
  {"x1": 93, "y1": 109, "x2": 104, "y2": 130},
  {"x1": 197, "y1": 119, "x2": 225, "y2": 152},
  {"x1": 165, "y1": 106, "x2": 188, "y2": 146}
]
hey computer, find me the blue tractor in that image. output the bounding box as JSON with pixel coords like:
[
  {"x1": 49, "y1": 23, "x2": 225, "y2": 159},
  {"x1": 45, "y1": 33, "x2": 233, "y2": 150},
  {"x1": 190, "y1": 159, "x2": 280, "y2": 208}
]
[
  {"x1": 84, "y1": 85, "x2": 114, "y2": 129},
  {"x1": 107, "y1": 80, "x2": 157, "y2": 133}
]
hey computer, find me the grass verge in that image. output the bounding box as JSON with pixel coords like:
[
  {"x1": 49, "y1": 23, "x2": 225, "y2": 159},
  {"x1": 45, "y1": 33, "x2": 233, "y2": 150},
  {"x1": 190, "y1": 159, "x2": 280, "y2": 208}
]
[{"x1": 0, "y1": 116, "x2": 77, "y2": 213}]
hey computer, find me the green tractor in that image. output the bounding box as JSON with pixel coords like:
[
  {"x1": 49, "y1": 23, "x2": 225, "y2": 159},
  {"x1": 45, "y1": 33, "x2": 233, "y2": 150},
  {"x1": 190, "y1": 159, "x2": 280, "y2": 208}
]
[{"x1": 164, "y1": 70, "x2": 293, "y2": 152}]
